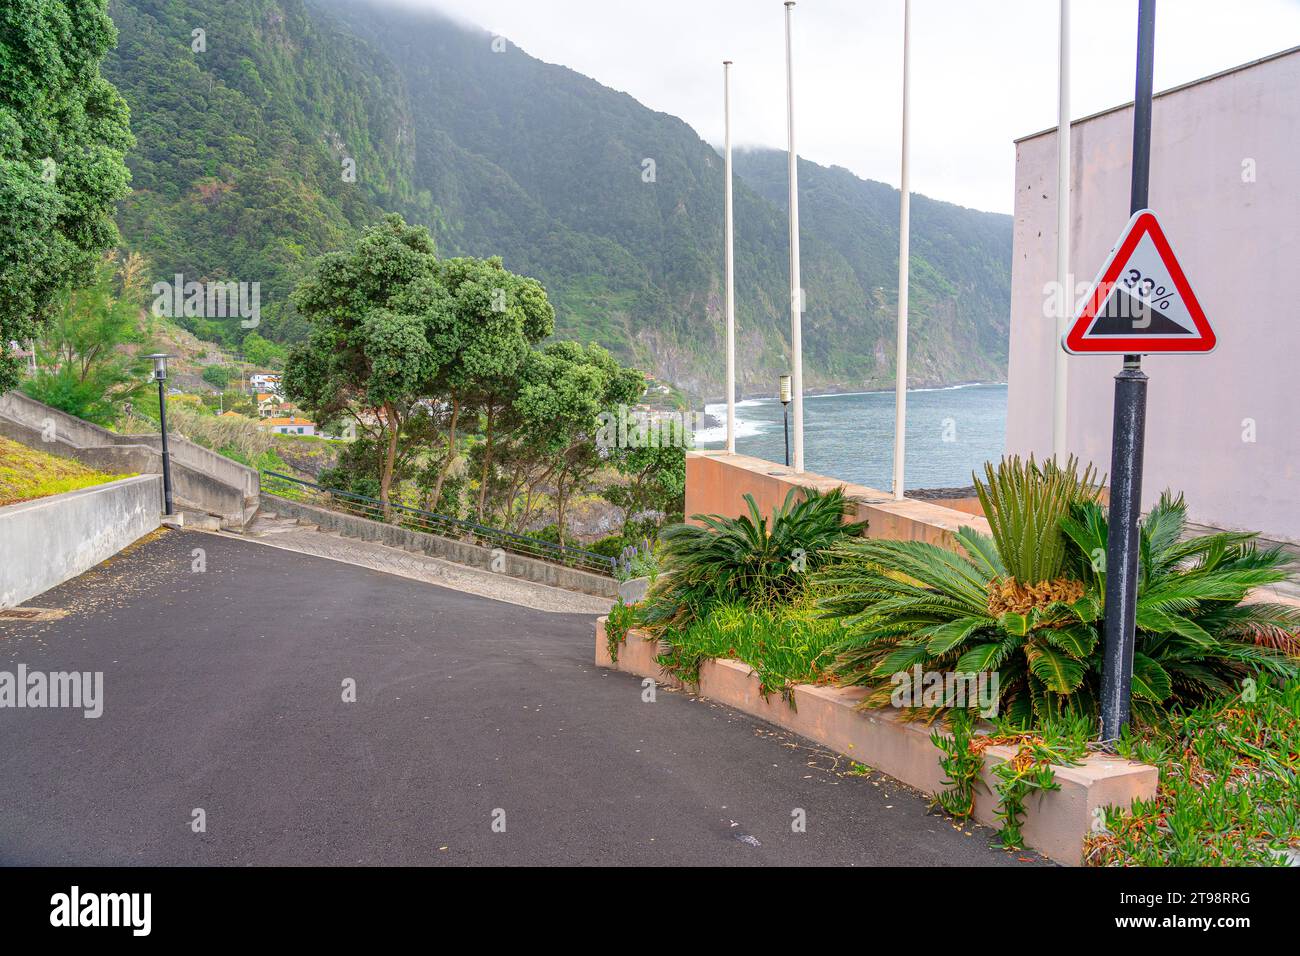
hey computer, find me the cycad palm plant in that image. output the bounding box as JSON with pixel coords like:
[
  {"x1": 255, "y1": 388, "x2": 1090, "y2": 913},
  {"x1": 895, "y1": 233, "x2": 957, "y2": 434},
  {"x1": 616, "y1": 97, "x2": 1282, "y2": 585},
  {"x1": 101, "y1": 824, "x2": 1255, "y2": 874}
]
[
  {"x1": 1058, "y1": 492, "x2": 1298, "y2": 710},
  {"x1": 977, "y1": 455, "x2": 1102, "y2": 612},
  {"x1": 639, "y1": 486, "x2": 866, "y2": 630},
  {"x1": 820, "y1": 458, "x2": 1298, "y2": 725}
]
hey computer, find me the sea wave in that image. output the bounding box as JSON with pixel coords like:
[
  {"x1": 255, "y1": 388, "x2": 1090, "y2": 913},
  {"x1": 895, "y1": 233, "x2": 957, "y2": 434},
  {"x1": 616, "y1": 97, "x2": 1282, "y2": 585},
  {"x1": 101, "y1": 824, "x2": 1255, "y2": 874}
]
[{"x1": 698, "y1": 402, "x2": 771, "y2": 444}]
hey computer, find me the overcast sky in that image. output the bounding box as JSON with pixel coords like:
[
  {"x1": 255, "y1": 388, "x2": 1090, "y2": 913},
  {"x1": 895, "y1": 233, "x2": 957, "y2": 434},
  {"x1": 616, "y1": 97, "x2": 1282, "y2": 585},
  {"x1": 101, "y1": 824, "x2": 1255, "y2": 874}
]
[{"x1": 377, "y1": 0, "x2": 1300, "y2": 213}]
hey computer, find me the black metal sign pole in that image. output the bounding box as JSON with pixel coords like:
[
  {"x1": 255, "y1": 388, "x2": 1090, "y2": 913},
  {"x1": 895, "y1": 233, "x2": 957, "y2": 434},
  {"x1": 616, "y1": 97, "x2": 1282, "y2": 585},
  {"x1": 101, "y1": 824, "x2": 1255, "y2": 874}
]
[{"x1": 1100, "y1": 0, "x2": 1156, "y2": 741}]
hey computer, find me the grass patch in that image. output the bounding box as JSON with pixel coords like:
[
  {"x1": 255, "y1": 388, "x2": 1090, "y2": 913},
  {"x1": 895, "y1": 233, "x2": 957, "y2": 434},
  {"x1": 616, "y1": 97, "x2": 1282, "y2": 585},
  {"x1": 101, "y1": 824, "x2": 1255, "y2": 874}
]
[
  {"x1": 0, "y1": 436, "x2": 131, "y2": 507},
  {"x1": 655, "y1": 594, "x2": 852, "y2": 704},
  {"x1": 1086, "y1": 679, "x2": 1300, "y2": 866}
]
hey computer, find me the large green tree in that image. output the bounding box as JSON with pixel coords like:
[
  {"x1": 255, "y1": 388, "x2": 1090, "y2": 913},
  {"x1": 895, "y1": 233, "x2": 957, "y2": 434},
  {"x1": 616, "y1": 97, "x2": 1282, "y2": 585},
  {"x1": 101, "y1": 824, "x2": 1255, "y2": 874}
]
[
  {"x1": 513, "y1": 341, "x2": 643, "y2": 542},
  {"x1": 603, "y1": 443, "x2": 687, "y2": 533},
  {"x1": 425, "y1": 255, "x2": 554, "y2": 512},
  {"x1": 0, "y1": 0, "x2": 133, "y2": 391},
  {"x1": 284, "y1": 214, "x2": 447, "y2": 511}
]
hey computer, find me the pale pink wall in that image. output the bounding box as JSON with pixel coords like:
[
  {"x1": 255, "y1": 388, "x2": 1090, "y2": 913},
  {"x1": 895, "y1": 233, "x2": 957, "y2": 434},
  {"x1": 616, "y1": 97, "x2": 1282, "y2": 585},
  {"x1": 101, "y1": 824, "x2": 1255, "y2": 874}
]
[{"x1": 1006, "y1": 48, "x2": 1300, "y2": 542}]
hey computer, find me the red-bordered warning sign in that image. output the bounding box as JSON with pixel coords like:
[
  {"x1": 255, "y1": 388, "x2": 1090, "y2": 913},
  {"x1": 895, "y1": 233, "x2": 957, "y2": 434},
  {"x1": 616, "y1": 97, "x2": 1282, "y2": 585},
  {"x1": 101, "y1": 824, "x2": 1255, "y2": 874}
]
[{"x1": 1063, "y1": 209, "x2": 1215, "y2": 354}]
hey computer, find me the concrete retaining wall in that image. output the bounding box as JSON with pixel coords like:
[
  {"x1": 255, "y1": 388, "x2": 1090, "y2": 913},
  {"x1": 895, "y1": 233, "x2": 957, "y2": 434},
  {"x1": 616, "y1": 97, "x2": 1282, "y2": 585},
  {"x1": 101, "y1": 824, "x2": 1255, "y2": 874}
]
[
  {"x1": 122, "y1": 432, "x2": 259, "y2": 500},
  {"x1": 0, "y1": 391, "x2": 258, "y2": 528},
  {"x1": 686, "y1": 450, "x2": 988, "y2": 545},
  {"x1": 262, "y1": 494, "x2": 618, "y2": 598},
  {"x1": 0, "y1": 475, "x2": 162, "y2": 607},
  {"x1": 598, "y1": 622, "x2": 1158, "y2": 866},
  {"x1": 0, "y1": 390, "x2": 116, "y2": 449}
]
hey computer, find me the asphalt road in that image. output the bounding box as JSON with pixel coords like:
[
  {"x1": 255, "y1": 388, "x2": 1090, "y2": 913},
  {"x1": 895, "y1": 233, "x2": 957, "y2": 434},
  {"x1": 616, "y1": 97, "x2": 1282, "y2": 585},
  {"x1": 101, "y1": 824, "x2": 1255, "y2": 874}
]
[{"x1": 0, "y1": 529, "x2": 1043, "y2": 866}]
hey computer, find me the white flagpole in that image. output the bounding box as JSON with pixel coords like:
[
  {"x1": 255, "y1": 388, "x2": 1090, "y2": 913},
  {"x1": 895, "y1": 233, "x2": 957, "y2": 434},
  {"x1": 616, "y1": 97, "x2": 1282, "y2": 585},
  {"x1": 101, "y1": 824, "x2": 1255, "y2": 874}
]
[
  {"x1": 784, "y1": 1, "x2": 804, "y2": 473},
  {"x1": 1052, "y1": 0, "x2": 1071, "y2": 462},
  {"x1": 723, "y1": 60, "x2": 737, "y2": 454},
  {"x1": 892, "y1": 0, "x2": 911, "y2": 500}
]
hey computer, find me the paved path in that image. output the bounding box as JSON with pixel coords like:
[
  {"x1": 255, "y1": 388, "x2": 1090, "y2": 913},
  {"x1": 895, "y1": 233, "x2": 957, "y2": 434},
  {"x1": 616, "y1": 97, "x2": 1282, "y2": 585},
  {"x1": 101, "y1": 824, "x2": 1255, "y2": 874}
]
[
  {"x1": 236, "y1": 510, "x2": 615, "y2": 615},
  {"x1": 0, "y1": 530, "x2": 1044, "y2": 866}
]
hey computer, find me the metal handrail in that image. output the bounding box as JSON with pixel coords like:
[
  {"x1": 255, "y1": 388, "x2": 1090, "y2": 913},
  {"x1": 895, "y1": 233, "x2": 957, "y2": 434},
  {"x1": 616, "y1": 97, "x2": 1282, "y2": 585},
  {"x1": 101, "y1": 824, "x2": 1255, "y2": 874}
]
[{"x1": 261, "y1": 471, "x2": 616, "y2": 576}]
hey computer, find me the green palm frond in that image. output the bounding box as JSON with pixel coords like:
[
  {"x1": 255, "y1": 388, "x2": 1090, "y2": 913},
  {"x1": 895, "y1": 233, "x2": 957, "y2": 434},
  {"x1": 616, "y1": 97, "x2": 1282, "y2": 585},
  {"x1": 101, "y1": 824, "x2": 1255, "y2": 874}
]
[
  {"x1": 1026, "y1": 642, "x2": 1086, "y2": 694},
  {"x1": 1060, "y1": 499, "x2": 1108, "y2": 585},
  {"x1": 975, "y1": 454, "x2": 1103, "y2": 585},
  {"x1": 1142, "y1": 492, "x2": 1188, "y2": 565},
  {"x1": 825, "y1": 538, "x2": 991, "y2": 613},
  {"x1": 1131, "y1": 653, "x2": 1173, "y2": 702},
  {"x1": 920, "y1": 617, "x2": 989, "y2": 655},
  {"x1": 954, "y1": 526, "x2": 1005, "y2": 579},
  {"x1": 955, "y1": 642, "x2": 1005, "y2": 673},
  {"x1": 641, "y1": 486, "x2": 866, "y2": 629},
  {"x1": 1045, "y1": 622, "x2": 1098, "y2": 657}
]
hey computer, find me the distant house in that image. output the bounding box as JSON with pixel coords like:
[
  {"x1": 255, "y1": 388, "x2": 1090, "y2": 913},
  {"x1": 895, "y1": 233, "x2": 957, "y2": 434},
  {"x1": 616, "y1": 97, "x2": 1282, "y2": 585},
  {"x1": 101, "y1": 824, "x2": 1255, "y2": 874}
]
[
  {"x1": 248, "y1": 372, "x2": 281, "y2": 395},
  {"x1": 260, "y1": 416, "x2": 316, "y2": 436}
]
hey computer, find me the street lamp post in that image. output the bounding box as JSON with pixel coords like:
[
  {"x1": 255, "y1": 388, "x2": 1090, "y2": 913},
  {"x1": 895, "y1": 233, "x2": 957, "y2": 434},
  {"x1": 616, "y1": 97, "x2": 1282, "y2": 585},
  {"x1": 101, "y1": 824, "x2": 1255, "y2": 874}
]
[
  {"x1": 779, "y1": 373, "x2": 792, "y2": 468},
  {"x1": 144, "y1": 353, "x2": 175, "y2": 516}
]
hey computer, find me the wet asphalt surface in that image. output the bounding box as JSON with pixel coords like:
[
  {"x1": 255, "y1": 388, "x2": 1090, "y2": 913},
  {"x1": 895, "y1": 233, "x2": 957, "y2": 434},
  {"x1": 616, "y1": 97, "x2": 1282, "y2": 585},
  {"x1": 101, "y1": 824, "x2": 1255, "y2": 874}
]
[{"x1": 0, "y1": 529, "x2": 1045, "y2": 866}]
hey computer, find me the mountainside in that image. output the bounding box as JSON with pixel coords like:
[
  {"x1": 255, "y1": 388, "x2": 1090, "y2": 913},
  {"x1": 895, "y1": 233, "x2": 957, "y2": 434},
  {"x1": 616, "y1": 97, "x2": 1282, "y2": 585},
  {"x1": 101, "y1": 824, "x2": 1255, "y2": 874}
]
[
  {"x1": 732, "y1": 148, "x2": 1012, "y2": 385},
  {"x1": 104, "y1": 0, "x2": 1012, "y2": 396},
  {"x1": 103, "y1": 0, "x2": 429, "y2": 344}
]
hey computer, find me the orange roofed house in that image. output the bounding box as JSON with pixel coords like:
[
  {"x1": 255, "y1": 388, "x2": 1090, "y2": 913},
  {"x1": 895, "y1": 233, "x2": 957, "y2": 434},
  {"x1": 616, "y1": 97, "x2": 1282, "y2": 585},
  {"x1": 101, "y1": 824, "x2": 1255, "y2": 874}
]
[{"x1": 259, "y1": 417, "x2": 316, "y2": 436}]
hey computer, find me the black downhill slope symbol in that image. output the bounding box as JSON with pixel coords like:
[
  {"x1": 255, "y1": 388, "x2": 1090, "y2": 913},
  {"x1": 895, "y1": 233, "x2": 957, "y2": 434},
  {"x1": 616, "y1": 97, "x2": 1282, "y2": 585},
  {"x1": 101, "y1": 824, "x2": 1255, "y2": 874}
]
[{"x1": 1090, "y1": 287, "x2": 1188, "y2": 336}]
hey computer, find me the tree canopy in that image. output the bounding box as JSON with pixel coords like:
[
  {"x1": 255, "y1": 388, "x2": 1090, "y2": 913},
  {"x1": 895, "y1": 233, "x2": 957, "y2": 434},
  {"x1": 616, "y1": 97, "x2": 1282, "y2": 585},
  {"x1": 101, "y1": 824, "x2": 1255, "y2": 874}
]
[
  {"x1": 284, "y1": 214, "x2": 446, "y2": 509},
  {"x1": 0, "y1": 0, "x2": 133, "y2": 391}
]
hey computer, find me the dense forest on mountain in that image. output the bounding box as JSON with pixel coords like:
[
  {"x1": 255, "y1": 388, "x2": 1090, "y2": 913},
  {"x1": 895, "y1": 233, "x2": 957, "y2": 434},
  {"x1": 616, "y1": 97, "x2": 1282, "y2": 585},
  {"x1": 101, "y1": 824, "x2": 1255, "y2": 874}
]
[{"x1": 103, "y1": 0, "x2": 1012, "y2": 396}]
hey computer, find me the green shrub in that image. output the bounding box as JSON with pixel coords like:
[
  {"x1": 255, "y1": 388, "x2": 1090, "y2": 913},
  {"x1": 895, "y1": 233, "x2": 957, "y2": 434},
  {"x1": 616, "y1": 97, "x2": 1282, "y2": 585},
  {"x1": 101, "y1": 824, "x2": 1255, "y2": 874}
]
[
  {"x1": 201, "y1": 365, "x2": 232, "y2": 389},
  {"x1": 615, "y1": 540, "x2": 659, "y2": 582},
  {"x1": 525, "y1": 522, "x2": 578, "y2": 549},
  {"x1": 655, "y1": 595, "x2": 851, "y2": 703},
  {"x1": 589, "y1": 535, "x2": 624, "y2": 559},
  {"x1": 604, "y1": 599, "x2": 638, "y2": 663},
  {"x1": 820, "y1": 461, "x2": 1299, "y2": 725},
  {"x1": 640, "y1": 486, "x2": 866, "y2": 630}
]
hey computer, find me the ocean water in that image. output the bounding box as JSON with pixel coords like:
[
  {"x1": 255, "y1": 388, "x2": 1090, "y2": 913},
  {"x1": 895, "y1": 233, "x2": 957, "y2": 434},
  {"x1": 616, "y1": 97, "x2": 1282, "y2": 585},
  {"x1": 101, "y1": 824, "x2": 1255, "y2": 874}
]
[{"x1": 694, "y1": 383, "x2": 1008, "y2": 492}]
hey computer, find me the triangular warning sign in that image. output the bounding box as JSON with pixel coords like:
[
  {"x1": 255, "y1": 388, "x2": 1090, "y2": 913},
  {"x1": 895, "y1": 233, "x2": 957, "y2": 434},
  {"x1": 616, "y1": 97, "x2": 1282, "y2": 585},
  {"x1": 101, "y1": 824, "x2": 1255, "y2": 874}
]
[{"x1": 1063, "y1": 209, "x2": 1215, "y2": 354}]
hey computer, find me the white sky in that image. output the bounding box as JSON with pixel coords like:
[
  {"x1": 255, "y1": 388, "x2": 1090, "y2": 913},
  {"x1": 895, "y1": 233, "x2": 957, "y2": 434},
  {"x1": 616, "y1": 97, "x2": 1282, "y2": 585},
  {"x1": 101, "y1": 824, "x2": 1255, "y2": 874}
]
[{"x1": 377, "y1": 0, "x2": 1300, "y2": 213}]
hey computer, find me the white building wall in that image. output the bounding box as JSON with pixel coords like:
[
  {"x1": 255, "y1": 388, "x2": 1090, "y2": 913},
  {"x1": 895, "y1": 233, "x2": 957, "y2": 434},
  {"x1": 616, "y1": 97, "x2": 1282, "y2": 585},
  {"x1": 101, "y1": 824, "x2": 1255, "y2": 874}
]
[{"x1": 1006, "y1": 48, "x2": 1300, "y2": 541}]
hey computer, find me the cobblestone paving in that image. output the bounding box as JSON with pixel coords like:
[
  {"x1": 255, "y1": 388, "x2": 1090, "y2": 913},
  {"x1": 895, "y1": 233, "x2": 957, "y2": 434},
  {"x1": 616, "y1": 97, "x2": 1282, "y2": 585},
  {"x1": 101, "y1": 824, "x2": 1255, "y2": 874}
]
[{"x1": 231, "y1": 513, "x2": 615, "y2": 615}]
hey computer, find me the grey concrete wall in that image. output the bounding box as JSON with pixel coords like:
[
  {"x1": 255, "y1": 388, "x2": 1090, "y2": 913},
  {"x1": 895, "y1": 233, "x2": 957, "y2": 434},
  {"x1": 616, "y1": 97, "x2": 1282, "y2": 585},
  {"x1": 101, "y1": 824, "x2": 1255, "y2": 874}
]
[
  {"x1": 0, "y1": 390, "x2": 120, "y2": 448},
  {"x1": 0, "y1": 417, "x2": 251, "y2": 528},
  {"x1": 1006, "y1": 48, "x2": 1300, "y2": 541},
  {"x1": 74, "y1": 444, "x2": 250, "y2": 525},
  {"x1": 0, "y1": 391, "x2": 258, "y2": 528},
  {"x1": 262, "y1": 495, "x2": 618, "y2": 598},
  {"x1": 0, "y1": 475, "x2": 162, "y2": 607},
  {"x1": 123, "y1": 433, "x2": 258, "y2": 499},
  {"x1": 617, "y1": 576, "x2": 651, "y2": 604}
]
